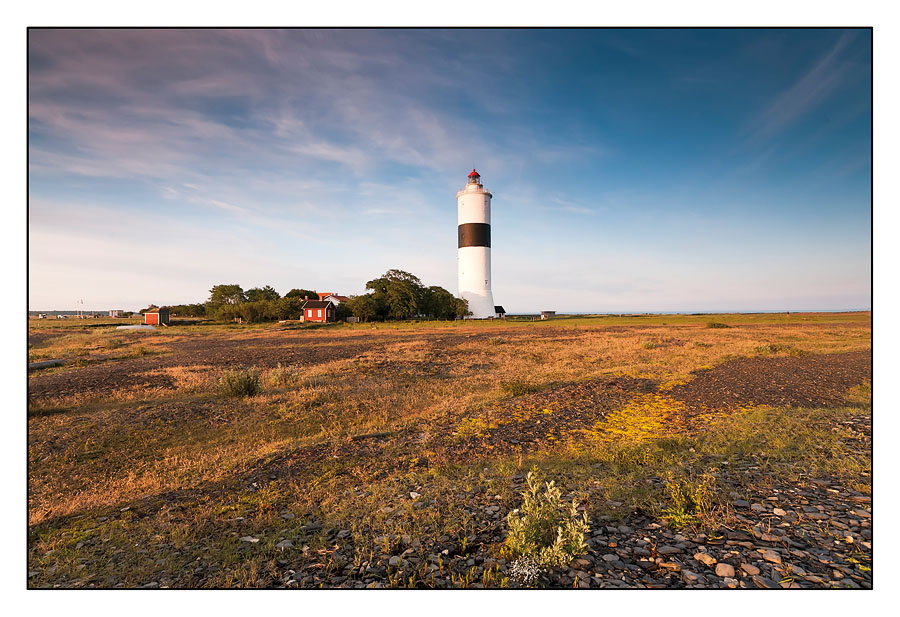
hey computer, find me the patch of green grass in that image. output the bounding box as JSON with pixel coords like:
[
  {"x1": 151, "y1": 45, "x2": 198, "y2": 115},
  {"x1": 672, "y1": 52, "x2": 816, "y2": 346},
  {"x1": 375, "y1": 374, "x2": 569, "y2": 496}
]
[
  {"x1": 219, "y1": 367, "x2": 261, "y2": 397},
  {"x1": 265, "y1": 363, "x2": 302, "y2": 388},
  {"x1": 500, "y1": 379, "x2": 543, "y2": 397},
  {"x1": 706, "y1": 322, "x2": 730, "y2": 329},
  {"x1": 846, "y1": 380, "x2": 871, "y2": 405},
  {"x1": 754, "y1": 343, "x2": 806, "y2": 356},
  {"x1": 659, "y1": 470, "x2": 717, "y2": 529}
]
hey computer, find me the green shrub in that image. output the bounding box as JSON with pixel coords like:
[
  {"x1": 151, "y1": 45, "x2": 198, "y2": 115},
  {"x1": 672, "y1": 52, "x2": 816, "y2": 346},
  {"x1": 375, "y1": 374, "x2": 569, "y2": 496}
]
[
  {"x1": 265, "y1": 363, "x2": 302, "y2": 388},
  {"x1": 500, "y1": 379, "x2": 542, "y2": 397},
  {"x1": 219, "y1": 367, "x2": 261, "y2": 397},
  {"x1": 706, "y1": 322, "x2": 729, "y2": 329},
  {"x1": 641, "y1": 341, "x2": 658, "y2": 349},
  {"x1": 660, "y1": 470, "x2": 717, "y2": 529},
  {"x1": 505, "y1": 469, "x2": 589, "y2": 568},
  {"x1": 754, "y1": 343, "x2": 805, "y2": 356}
]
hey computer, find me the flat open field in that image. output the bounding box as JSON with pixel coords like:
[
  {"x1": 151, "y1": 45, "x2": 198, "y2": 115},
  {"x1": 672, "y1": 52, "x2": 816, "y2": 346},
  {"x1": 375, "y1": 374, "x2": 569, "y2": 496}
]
[{"x1": 27, "y1": 312, "x2": 872, "y2": 589}]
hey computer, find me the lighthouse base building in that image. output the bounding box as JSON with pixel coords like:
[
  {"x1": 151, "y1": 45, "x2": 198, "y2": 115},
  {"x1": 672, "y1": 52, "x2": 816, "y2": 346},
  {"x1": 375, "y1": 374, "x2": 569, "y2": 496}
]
[{"x1": 457, "y1": 169, "x2": 496, "y2": 318}]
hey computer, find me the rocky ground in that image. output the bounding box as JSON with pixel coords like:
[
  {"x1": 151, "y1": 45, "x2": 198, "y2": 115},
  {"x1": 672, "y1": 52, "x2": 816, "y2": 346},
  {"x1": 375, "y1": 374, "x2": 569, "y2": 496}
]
[
  {"x1": 27, "y1": 324, "x2": 872, "y2": 589},
  {"x1": 266, "y1": 459, "x2": 872, "y2": 589}
]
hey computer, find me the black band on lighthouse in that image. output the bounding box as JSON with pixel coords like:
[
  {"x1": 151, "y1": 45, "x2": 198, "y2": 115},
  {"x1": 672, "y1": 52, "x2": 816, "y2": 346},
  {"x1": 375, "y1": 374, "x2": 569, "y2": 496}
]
[{"x1": 458, "y1": 223, "x2": 491, "y2": 248}]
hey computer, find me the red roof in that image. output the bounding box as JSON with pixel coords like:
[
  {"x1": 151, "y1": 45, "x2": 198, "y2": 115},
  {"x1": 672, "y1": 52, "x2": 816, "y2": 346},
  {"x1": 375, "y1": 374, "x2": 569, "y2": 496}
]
[{"x1": 468, "y1": 169, "x2": 479, "y2": 177}]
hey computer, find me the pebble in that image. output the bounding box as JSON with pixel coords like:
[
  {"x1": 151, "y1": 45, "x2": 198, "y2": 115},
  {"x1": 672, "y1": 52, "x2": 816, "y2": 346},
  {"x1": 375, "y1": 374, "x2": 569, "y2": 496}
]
[
  {"x1": 694, "y1": 553, "x2": 717, "y2": 567},
  {"x1": 682, "y1": 569, "x2": 704, "y2": 584},
  {"x1": 773, "y1": 508, "x2": 787, "y2": 516},
  {"x1": 760, "y1": 550, "x2": 782, "y2": 564},
  {"x1": 715, "y1": 563, "x2": 735, "y2": 578},
  {"x1": 741, "y1": 563, "x2": 760, "y2": 576},
  {"x1": 602, "y1": 554, "x2": 619, "y2": 562},
  {"x1": 240, "y1": 536, "x2": 259, "y2": 543},
  {"x1": 657, "y1": 545, "x2": 681, "y2": 555},
  {"x1": 275, "y1": 540, "x2": 294, "y2": 551}
]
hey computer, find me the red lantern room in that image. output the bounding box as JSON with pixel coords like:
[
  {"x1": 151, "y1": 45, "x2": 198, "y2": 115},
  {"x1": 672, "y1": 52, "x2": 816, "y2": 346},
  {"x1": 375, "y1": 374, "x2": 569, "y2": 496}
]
[{"x1": 467, "y1": 168, "x2": 481, "y2": 184}]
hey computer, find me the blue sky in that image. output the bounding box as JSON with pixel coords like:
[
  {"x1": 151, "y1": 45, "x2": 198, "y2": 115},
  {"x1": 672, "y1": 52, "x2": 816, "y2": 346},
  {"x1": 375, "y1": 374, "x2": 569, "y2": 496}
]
[{"x1": 28, "y1": 28, "x2": 871, "y2": 312}]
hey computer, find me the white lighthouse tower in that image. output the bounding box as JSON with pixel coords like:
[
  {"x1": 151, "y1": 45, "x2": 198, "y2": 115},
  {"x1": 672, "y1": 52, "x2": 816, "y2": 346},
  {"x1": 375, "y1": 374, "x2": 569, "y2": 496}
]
[{"x1": 457, "y1": 169, "x2": 496, "y2": 318}]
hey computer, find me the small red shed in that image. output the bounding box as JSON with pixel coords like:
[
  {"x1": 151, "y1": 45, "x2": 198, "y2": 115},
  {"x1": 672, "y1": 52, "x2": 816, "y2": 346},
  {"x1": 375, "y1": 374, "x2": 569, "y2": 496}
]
[
  {"x1": 301, "y1": 300, "x2": 335, "y2": 323},
  {"x1": 144, "y1": 306, "x2": 170, "y2": 325}
]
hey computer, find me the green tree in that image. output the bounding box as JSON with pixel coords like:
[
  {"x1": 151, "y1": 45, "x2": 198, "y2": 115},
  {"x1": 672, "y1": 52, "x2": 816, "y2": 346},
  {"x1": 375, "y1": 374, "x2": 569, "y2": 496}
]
[
  {"x1": 285, "y1": 288, "x2": 318, "y2": 300},
  {"x1": 334, "y1": 301, "x2": 353, "y2": 321},
  {"x1": 276, "y1": 296, "x2": 306, "y2": 320},
  {"x1": 453, "y1": 297, "x2": 471, "y2": 319},
  {"x1": 245, "y1": 285, "x2": 281, "y2": 302},
  {"x1": 366, "y1": 269, "x2": 423, "y2": 320},
  {"x1": 421, "y1": 285, "x2": 458, "y2": 320},
  {"x1": 345, "y1": 294, "x2": 379, "y2": 322},
  {"x1": 208, "y1": 284, "x2": 246, "y2": 307}
]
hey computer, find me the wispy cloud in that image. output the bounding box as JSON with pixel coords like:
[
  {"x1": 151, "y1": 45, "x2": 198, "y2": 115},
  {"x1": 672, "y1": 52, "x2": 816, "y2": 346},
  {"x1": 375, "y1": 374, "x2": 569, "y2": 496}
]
[{"x1": 747, "y1": 31, "x2": 858, "y2": 144}]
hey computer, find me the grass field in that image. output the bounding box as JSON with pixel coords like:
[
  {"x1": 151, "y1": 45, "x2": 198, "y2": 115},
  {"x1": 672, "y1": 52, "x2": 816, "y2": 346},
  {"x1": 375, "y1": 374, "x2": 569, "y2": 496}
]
[{"x1": 26, "y1": 312, "x2": 872, "y2": 588}]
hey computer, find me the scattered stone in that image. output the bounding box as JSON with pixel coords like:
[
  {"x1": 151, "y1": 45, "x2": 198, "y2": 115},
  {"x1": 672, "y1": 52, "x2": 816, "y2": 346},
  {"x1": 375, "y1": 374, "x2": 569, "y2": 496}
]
[
  {"x1": 760, "y1": 550, "x2": 782, "y2": 564},
  {"x1": 682, "y1": 569, "x2": 704, "y2": 584},
  {"x1": 750, "y1": 503, "x2": 766, "y2": 512},
  {"x1": 694, "y1": 553, "x2": 717, "y2": 567},
  {"x1": 240, "y1": 536, "x2": 259, "y2": 543},
  {"x1": 733, "y1": 499, "x2": 750, "y2": 508},
  {"x1": 715, "y1": 563, "x2": 735, "y2": 578},
  {"x1": 773, "y1": 508, "x2": 787, "y2": 516},
  {"x1": 658, "y1": 562, "x2": 682, "y2": 572},
  {"x1": 409, "y1": 492, "x2": 421, "y2": 499},
  {"x1": 275, "y1": 540, "x2": 294, "y2": 551},
  {"x1": 657, "y1": 545, "x2": 681, "y2": 555},
  {"x1": 741, "y1": 563, "x2": 760, "y2": 576},
  {"x1": 751, "y1": 575, "x2": 779, "y2": 589}
]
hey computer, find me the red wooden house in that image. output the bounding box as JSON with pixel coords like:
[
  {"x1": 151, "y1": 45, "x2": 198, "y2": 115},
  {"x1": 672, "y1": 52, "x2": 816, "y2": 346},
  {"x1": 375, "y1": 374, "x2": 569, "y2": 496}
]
[
  {"x1": 144, "y1": 306, "x2": 170, "y2": 325},
  {"x1": 301, "y1": 300, "x2": 335, "y2": 323}
]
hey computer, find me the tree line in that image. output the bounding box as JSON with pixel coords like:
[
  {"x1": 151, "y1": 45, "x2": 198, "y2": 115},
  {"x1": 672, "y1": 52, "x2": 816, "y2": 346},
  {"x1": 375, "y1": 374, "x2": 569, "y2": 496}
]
[{"x1": 151, "y1": 269, "x2": 469, "y2": 323}]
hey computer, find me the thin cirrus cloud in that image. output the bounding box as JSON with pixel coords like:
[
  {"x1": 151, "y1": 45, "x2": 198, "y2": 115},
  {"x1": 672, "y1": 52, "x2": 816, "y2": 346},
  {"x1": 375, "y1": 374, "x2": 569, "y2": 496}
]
[
  {"x1": 28, "y1": 29, "x2": 871, "y2": 312},
  {"x1": 747, "y1": 31, "x2": 861, "y2": 144}
]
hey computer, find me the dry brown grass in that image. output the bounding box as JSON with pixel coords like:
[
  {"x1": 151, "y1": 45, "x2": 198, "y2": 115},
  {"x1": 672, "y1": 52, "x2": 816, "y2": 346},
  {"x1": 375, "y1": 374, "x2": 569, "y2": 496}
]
[{"x1": 26, "y1": 313, "x2": 871, "y2": 587}]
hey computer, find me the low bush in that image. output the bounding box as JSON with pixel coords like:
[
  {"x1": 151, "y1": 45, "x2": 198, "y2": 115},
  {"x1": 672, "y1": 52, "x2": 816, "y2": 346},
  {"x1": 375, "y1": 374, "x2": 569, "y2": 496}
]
[
  {"x1": 706, "y1": 322, "x2": 729, "y2": 329},
  {"x1": 219, "y1": 367, "x2": 261, "y2": 397},
  {"x1": 755, "y1": 343, "x2": 805, "y2": 356},
  {"x1": 505, "y1": 469, "x2": 589, "y2": 568},
  {"x1": 500, "y1": 380, "x2": 542, "y2": 397},
  {"x1": 660, "y1": 470, "x2": 717, "y2": 529},
  {"x1": 265, "y1": 363, "x2": 302, "y2": 388}
]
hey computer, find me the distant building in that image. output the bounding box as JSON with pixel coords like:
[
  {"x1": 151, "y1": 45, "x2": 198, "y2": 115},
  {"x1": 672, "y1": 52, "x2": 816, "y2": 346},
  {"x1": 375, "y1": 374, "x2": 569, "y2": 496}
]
[
  {"x1": 494, "y1": 305, "x2": 506, "y2": 319},
  {"x1": 302, "y1": 300, "x2": 335, "y2": 323},
  {"x1": 316, "y1": 291, "x2": 335, "y2": 301},
  {"x1": 540, "y1": 311, "x2": 556, "y2": 320},
  {"x1": 109, "y1": 309, "x2": 124, "y2": 318},
  {"x1": 144, "y1": 306, "x2": 170, "y2": 326},
  {"x1": 323, "y1": 294, "x2": 349, "y2": 305}
]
